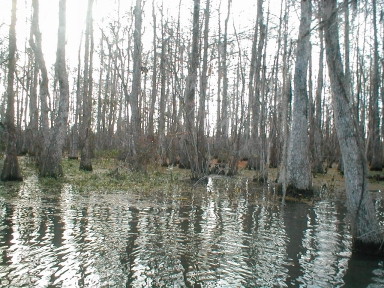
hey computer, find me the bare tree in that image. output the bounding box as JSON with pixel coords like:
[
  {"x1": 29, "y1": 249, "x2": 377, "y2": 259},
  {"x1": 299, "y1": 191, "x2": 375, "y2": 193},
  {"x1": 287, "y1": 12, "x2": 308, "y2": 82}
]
[
  {"x1": 1, "y1": 0, "x2": 22, "y2": 181},
  {"x1": 367, "y1": 0, "x2": 382, "y2": 171},
  {"x1": 184, "y1": 0, "x2": 202, "y2": 179},
  {"x1": 323, "y1": 0, "x2": 383, "y2": 255},
  {"x1": 79, "y1": 0, "x2": 94, "y2": 171},
  {"x1": 285, "y1": 0, "x2": 312, "y2": 195},
  {"x1": 39, "y1": 0, "x2": 69, "y2": 178},
  {"x1": 130, "y1": 0, "x2": 143, "y2": 169}
]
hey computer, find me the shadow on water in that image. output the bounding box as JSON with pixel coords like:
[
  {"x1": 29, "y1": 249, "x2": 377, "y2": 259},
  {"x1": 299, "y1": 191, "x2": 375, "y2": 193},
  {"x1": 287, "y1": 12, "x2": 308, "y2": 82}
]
[{"x1": 0, "y1": 175, "x2": 383, "y2": 287}]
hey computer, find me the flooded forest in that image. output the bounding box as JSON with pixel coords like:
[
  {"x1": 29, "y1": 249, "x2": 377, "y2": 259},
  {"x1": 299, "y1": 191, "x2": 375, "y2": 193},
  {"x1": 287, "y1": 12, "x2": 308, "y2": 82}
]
[{"x1": 0, "y1": 0, "x2": 384, "y2": 287}]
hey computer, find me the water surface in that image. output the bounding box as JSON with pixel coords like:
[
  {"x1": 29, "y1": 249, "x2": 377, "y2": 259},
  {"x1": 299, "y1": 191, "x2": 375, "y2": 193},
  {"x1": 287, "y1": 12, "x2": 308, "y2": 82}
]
[{"x1": 0, "y1": 175, "x2": 383, "y2": 287}]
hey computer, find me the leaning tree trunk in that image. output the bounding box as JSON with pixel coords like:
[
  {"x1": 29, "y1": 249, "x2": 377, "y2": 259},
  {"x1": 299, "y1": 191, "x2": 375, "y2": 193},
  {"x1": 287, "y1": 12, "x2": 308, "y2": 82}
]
[
  {"x1": 323, "y1": 0, "x2": 383, "y2": 255},
  {"x1": 285, "y1": 0, "x2": 312, "y2": 195},
  {"x1": 1, "y1": 0, "x2": 22, "y2": 181},
  {"x1": 39, "y1": 0, "x2": 69, "y2": 178},
  {"x1": 79, "y1": 0, "x2": 94, "y2": 171}
]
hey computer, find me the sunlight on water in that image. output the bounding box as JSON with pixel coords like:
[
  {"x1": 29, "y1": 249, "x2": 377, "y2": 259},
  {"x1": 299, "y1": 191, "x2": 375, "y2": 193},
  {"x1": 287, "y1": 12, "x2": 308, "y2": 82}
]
[{"x1": 0, "y1": 176, "x2": 383, "y2": 287}]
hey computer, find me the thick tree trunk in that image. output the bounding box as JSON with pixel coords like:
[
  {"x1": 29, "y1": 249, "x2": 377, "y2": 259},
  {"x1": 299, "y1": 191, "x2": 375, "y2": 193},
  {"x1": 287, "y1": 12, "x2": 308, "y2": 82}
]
[
  {"x1": 286, "y1": 0, "x2": 312, "y2": 195},
  {"x1": 39, "y1": 0, "x2": 69, "y2": 178},
  {"x1": 323, "y1": 0, "x2": 383, "y2": 255},
  {"x1": 1, "y1": 0, "x2": 22, "y2": 181},
  {"x1": 79, "y1": 0, "x2": 94, "y2": 171}
]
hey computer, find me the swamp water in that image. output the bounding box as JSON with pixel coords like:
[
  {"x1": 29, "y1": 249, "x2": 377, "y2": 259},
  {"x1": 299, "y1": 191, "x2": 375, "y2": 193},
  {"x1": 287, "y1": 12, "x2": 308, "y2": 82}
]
[{"x1": 0, "y1": 175, "x2": 383, "y2": 287}]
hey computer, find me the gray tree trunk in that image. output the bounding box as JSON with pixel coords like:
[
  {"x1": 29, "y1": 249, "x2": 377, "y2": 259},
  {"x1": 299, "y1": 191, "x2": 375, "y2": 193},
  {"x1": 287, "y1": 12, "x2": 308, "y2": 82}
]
[
  {"x1": 158, "y1": 17, "x2": 167, "y2": 166},
  {"x1": 69, "y1": 36, "x2": 83, "y2": 159},
  {"x1": 220, "y1": 0, "x2": 231, "y2": 140},
  {"x1": 368, "y1": 0, "x2": 382, "y2": 171},
  {"x1": 79, "y1": 0, "x2": 94, "y2": 171},
  {"x1": 196, "y1": 0, "x2": 210, "y2": 175},
  {"x1": 1, "y1": 0, "x2": 22, "y2": 181},
  {"x1": 323, "y1": 0, "x2": 383, "y2": 255},
  {"x1": 29, "y1": 0, "x2": 50, "y2": 156},
  {"x1": 148, "y1": 0, "x2": 157, "y2": 138},
  {"x1": 286, "y1": 0, "x2": 312, "y2": 195},
  {"x1": 39, "y1": 0, "x2": 69, "y2": 178},
  {"x1": 312, "y1": 3, "x2": 325, "y2": 174},
  {"x1": 184, "y1": 0, "x2": 201, "y2": 179},
  {"x1": 130, "y1": 0, "x2": 142, "y2": 169}
]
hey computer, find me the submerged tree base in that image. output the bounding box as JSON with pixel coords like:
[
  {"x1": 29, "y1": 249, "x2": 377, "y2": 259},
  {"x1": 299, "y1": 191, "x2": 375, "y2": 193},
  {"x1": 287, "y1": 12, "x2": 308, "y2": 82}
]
[
  {"x1": 285, "y1": 184, "x2": 314, "y2": 199},
  {"x1": 1, "y1": 154, "x2": 23, "y2": 181},
  {"x1": 352, "y1": 239, "x2": 384, "y2": 257}
]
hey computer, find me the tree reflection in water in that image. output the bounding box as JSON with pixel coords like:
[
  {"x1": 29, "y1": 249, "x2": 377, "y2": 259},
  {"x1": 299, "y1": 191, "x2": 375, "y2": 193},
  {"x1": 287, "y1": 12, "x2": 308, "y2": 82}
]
[{"x1": 0, "y1": 175, "x2": 383, "y2": 287}]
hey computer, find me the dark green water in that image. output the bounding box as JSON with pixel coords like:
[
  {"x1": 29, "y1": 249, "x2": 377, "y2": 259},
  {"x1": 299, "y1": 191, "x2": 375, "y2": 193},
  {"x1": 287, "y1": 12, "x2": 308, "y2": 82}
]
[{"x1": 0, "y1": 175, "x2": 383, "y2": 287}]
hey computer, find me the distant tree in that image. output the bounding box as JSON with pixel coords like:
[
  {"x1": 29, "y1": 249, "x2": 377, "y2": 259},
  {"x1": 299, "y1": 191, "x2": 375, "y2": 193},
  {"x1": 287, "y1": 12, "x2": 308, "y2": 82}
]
[
  {"x1": 1, "y1": 0, "x2": 22, "y2": 181},
  {"x1": 285, "y1": 0, "x2": 312, "y2": 195},
  {"x1": 323, "y1": 0, "x2": 383, "y2": 255},
  {"x1": 39, "y1": 0, "x2": 69, "y2": 177}
]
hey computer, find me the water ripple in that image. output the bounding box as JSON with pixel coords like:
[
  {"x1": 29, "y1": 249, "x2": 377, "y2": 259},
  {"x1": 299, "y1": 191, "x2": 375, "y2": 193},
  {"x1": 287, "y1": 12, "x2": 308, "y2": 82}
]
[{"x1": 0, "y1": 176, "x2": 383, "y2": 287}]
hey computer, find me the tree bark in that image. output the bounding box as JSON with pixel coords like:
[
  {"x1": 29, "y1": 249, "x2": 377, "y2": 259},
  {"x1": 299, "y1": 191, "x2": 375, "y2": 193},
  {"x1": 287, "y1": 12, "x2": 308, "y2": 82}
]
[
  {"x1": 312, "y1": 2, "x2": 325, "y2": 174},
  {"x1": 368, "y1": 0, "x2": 382, "y2": 171},
  {"x1": 220, "y1": 0, "x2": 231, "y2": 140},
  {"x1": 79, "y1": 0, "x2": 94, "y2": 171},
  {"x1": 148, "y1": 0, "x2": 157, "y2": 138},
  {"x1": 39, "y1": 0, "x2": 69, "y2": 178},
  {"x1": 323, "y1": 0, "x2": 383, "y2": 255},
  {"x1": 29, "y1": 0, "x2": 50, "y2": 157},
  {"x1": 196, "y1": 0, "x2": 210, "y2": 175},
  {"x1": 130, "y1": 0, "x2": 143, "y2": 169},
  {"x1": 184, "y1": 0, "x2": 201, "y2": 179},
  {"x1": 286, "y1": 0, "x2": 312, "y2": 195},
  {"x1": 1, "y1": 0, "x2": 22, "y2": 181}
]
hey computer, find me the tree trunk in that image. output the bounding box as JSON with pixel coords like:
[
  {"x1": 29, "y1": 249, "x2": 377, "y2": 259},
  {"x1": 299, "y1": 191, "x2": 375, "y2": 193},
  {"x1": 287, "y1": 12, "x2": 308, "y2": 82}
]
[
  {"x1": 196, "y1": 0, "x2": 210, "y2": 175},
  {"x1": 323, "y1": 0, "x2": 383, "y2": 255},
  {"x1": 129, "y1": 0, "x2": 143, "y2": 169},
  {"x1": 1, "y1": 0, "x2": 22, "y2": 181},
  {"x1": 158, "y1": 11, "x2": 167, "y2": 166},
  {"x1": 39, "y1": 0, "x2": 69, "y2": 178},
  {"x1": 220, "y1": 0, "x2": 231, "y2": 140},
  {"x1": 69, "y1": 35, "x2": 83, "y2": 159},
  {"x1": 29, "y1": 0, "x2": 50, "y2": 159},
  {"x1": 148, "y1": 0, "x2": 157, "y2": 138},
  {"x1": 285, "y1": 0, "x2": 312, "y2": 195},
  {"x1": 312, "y1": 2, "x2": 325, "y2": 174},
  {"x1": 368, "y1": 0, "x2": 382, "y2": 171},
  {"x1": 184, "y1": 0, "x2": 201, "y2": 179},
  {"x1": 79, "y1": 0, "x2": 94, "y2": 171}
]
